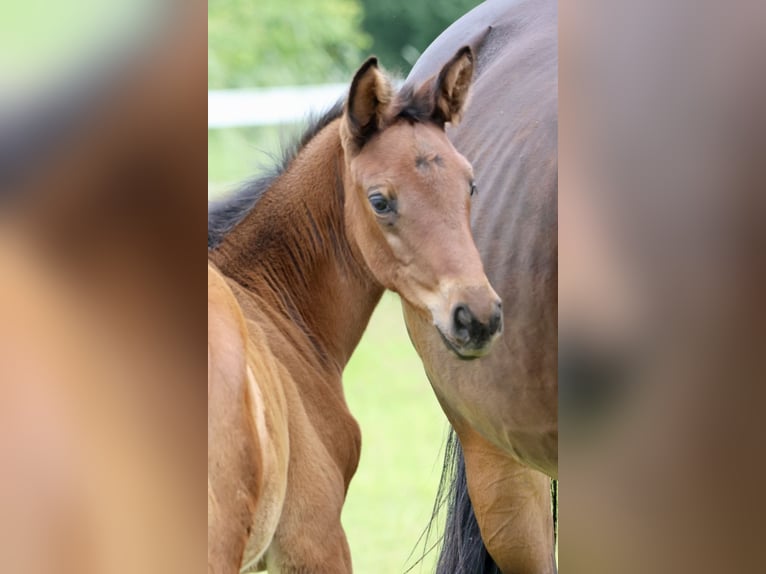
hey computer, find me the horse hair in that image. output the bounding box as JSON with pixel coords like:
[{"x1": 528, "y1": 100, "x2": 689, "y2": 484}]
[{"x1": 394, "y1": 84, "x2": 439, "y2": 126}]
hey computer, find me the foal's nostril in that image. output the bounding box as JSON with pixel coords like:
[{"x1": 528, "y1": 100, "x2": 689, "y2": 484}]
[
  {"x1": 488, "y1": 311, "x2": 502, "y2": 335},
  {"x1": 488, "y1": 301, "x2": 503, "y2": 335},
  {"x1": 453, "y1": 304, "x2": 474, "y2": 344}
]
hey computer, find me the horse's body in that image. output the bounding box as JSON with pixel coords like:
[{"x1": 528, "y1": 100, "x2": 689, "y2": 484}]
[
  {"x1": 403, "y1": 1, "x2": 558, "y2": 572},
  {"x1": 207, "y1": 116, "x2": 377, "y2": 571},
  {"x1": 208, "y1": 51, "x2": 503, "y2": 572},
  {"x1": 208, "y1": 262, "x2": 361, "y2": 571}
]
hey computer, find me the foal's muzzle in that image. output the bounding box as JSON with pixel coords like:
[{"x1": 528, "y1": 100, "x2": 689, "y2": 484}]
[{"x1": 439, "y1": 298, "x2": 503, "y2": 359}]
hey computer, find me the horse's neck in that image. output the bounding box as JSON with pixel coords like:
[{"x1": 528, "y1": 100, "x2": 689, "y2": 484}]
[{"x1": 211, "y1": 120, "x2": 383, "y2": 371}]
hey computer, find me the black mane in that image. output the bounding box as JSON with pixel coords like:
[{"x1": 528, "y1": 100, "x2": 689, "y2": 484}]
[{"x1": 207, "y1": 99, "x2": 345, "y2": 249}]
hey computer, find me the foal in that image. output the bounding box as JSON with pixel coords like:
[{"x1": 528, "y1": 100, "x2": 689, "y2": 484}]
[{"x1": 208, "y1": 48, "x2": 501, "y2": 573}]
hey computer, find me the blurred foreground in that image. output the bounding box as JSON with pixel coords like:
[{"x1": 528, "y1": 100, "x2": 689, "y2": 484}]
[
  {"x1": 1, "y1": 2, "x2": 207, "y2": 572},
  {"x1": 560, "y1": 0, "x2": 766, "y2": 572}
]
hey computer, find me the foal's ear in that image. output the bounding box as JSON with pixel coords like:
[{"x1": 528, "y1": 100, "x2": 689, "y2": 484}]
[
  {"x1": 343, "y1": 57, "x2": 393, "y2": 151},
  {"x1": 432, "y1": 46, "x2": 474, "y2": 125}
]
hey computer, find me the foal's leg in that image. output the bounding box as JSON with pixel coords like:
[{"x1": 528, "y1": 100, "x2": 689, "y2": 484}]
[
  {"x1": 459, "y1": 426, "x2": 556, "y2": 574},
  {"x1": 265, "y1": 462, "x2": 354, "y2": 573},
  {"x1": 264, "y1": 408, "x2": 358, "y2": 573}
]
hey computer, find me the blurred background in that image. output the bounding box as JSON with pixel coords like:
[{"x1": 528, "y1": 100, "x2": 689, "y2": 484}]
[
  {"x1": 208, "y1": 0, "x2": 482, "y2": 189},
  {"x1": 208, "y1": 1, "x2": 480, "y2": 571}
]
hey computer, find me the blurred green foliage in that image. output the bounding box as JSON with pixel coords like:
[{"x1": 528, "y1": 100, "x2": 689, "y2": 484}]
[
  {"x1": 208, "y1": 0, "x2": 370, "y2": 88},
  {"x1": 360, "y1": 0, "x2": 482, "y2": 74},
  {"x1": 208, "y1": 0, "x2": 484, "y2": 187},
  {"x1": 208, "y1": 0, "x2": 482, "y2": 89}
]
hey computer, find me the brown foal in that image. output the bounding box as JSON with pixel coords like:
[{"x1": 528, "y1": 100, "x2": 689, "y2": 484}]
[{"x1": 208, "y1": 48, "x2": 502, "y2": 573}]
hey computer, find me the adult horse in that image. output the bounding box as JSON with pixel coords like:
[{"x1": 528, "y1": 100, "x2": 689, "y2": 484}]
[
  {"x1": 208, "y1": 50, "x2": 504, "y2": 572},
  {"x1": 403, "y1": 1, "x2": 557, "y2": 572}
]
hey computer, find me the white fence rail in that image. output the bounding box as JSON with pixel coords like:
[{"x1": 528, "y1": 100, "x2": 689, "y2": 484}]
[{"x1": 208, "y1": 84, "x2": 348, "y2": 129}]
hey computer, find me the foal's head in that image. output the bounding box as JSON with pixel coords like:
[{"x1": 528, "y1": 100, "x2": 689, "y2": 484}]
[{"x1": 340, "y1": 48, "x2": 502, "y2": 359}]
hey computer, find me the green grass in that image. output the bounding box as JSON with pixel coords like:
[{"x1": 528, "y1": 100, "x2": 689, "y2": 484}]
[
  {"x1": 343, "y1": 293, "x2": 446, "y2": 573},
  {"x1": 210, "y1": 130, "x2": 449, "y2": 573}
]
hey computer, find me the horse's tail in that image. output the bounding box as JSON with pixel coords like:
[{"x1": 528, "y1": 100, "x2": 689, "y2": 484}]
[{"x1": 434, "y1": 429, "x2": 501, "y2": 574}]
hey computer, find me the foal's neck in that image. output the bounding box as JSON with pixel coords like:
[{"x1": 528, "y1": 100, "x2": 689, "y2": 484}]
[{"x1": 210, "y1": 119, "x2": 383, "y2": 371}]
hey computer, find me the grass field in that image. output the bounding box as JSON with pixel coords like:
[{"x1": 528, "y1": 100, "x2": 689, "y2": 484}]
[
  {"x1": 342, "y1": 293, "x2": 446, "y2": 573},
  {"x1": 210, "y1": 130, "x2": 449, "y2": 573}
]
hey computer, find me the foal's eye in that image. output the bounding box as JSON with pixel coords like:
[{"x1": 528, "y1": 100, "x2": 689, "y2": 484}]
[
  {"x1": 470, "y1": 181, "x2": 477, "y2": 197},
  {"x1": 368, "y1": 193, "x2": 393, "y2": 214}
]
